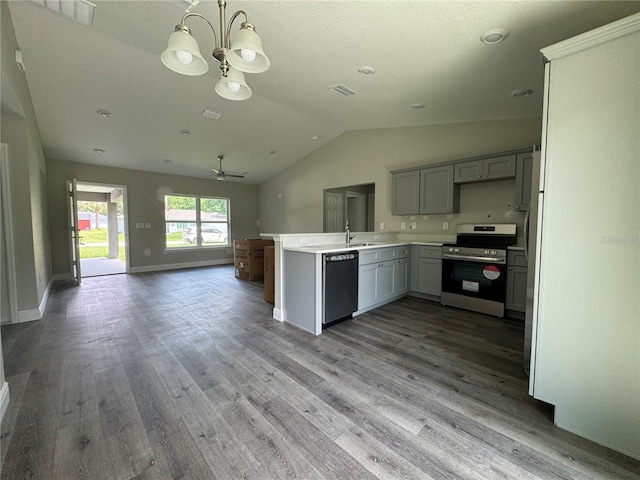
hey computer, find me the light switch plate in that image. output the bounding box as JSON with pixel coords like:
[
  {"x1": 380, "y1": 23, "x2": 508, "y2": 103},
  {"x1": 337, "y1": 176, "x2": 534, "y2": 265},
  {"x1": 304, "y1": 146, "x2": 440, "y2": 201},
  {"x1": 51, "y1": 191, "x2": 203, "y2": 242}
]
[{"x1": 400, "y1": 222, "x2": 406, "y2": 230}]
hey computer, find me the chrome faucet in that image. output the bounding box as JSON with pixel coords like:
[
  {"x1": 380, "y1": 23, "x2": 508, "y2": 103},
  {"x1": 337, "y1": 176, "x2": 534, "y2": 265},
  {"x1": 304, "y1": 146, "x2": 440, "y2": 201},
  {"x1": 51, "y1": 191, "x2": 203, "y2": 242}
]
[{"x1": 345, "y1": 220, "x2": 356, "y2": 245}]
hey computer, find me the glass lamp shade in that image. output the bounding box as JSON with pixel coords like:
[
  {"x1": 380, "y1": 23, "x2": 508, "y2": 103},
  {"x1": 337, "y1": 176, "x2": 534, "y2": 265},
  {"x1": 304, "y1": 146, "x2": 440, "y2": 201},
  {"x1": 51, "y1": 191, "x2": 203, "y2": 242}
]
[
  {"x1": 227, "y1": 25, "x2": 270, "y2": 74},
  {"x1": 215, "y1": 67, "x2": 252, "y2": 101},
  {"x1": 161, "y1": 29, "x2": 209, "y2": 76}
]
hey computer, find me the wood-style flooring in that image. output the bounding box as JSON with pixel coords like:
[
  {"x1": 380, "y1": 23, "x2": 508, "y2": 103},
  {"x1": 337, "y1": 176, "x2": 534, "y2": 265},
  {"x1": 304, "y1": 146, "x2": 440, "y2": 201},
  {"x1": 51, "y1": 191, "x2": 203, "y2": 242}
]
[{"x1": 1, "y1": 265, "x2": 638, "y2": 479}]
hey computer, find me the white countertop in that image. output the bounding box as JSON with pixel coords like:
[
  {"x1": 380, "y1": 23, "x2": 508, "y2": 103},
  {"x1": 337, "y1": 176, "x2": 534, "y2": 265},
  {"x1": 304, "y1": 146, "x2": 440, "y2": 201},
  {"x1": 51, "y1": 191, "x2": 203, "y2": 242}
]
[{"x1": 284, "y1": 241, "x2": 443, "y2": 254}]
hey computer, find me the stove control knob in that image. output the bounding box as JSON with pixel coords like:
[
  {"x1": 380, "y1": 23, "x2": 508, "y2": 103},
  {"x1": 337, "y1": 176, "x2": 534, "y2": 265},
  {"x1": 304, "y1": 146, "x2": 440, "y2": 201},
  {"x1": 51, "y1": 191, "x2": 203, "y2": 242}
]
[
  {"x1": 484, "y1": 249, "x2": 489, "y2": 255},
  {"x1": 454, "y1": 248, "x2": 459, "y2": 253}
]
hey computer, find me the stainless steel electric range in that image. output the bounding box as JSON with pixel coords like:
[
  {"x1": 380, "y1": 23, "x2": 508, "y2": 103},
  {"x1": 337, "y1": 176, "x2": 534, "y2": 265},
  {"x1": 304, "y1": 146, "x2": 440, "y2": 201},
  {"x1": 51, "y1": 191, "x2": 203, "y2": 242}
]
[{"x1": 441, "y1": 224, "x2": 517, "y2": 317}]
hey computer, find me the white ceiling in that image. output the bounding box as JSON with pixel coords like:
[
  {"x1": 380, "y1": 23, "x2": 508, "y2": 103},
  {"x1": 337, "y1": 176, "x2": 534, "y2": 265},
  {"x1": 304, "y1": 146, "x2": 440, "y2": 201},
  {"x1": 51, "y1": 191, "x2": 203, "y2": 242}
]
[{"x1": 6, "y1": 0, "x2": 640, "y2": 184}]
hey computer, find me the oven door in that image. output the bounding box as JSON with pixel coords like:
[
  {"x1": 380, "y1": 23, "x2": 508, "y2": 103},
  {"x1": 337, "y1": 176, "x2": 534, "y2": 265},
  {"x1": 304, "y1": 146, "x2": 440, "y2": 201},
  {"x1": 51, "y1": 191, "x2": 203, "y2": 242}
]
[{"x1": 442, "y1": 258, "x2": 507, "y2": 303}]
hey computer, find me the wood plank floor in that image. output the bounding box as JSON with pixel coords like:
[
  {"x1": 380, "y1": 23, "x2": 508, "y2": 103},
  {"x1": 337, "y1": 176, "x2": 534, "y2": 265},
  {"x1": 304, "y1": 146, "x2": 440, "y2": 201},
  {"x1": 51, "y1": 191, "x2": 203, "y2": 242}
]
[{"x1": 1, "y1": 265, "x2": 639, "y2": 479}]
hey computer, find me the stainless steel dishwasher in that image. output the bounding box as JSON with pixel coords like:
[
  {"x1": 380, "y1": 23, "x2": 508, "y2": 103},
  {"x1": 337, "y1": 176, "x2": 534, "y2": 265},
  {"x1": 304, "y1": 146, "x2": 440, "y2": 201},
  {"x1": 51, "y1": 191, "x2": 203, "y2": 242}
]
[{"x1": 322, "y1": 251, "x2": 359, "y2": 325}]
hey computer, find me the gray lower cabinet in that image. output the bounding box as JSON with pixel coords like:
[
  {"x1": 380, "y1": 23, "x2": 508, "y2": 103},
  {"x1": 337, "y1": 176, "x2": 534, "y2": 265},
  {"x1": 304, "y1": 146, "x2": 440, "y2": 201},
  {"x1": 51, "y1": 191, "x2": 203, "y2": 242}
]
[
  {"x1": 358, "y1": 247, "x2": 409, "y2": 313},
  {"x1": 454, "y1": 154, "x2": 516, "y2": 183},
  {"x1": 420, "y1": 165, "x2": 459, "y2": 214},
  {"x1": 391, "y1": 170, "x2": 420, "y2": 215},
  {"x1": 506, "y1": 250, "x2": 528, "y2": 312},
  {"x1": 514, "y1": 151, "x2": 534, "y2": 211},
  {"x1": 411, "y1": 245, "x2": 442, "y2": 297}
]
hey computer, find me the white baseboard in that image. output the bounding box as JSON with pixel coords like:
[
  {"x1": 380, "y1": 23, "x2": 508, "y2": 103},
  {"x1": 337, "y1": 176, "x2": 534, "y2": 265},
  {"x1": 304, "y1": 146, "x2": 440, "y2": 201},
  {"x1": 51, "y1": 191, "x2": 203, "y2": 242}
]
[
  {"x1": 130, "y1": 258, "x2": 233, "y2": 274},
  {"x1": 0, "y1": 381, "x2": 9, "y2": 424},
  {"x1": 52, "y1": 273, "x2": 72, "y2": 282},
  {"x1": 273, "y1": 307, "x2": 285, "y2": 321},
  {"x1": 17, "y1": 277, "x2": 53, "y2": 323}
]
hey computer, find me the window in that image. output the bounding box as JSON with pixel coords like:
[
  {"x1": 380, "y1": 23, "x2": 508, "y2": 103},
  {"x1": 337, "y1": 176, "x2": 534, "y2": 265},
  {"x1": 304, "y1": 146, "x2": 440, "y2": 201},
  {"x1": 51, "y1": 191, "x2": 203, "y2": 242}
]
[{"x1": 165, "y1": 194, "x2": 229, "y2": 249}]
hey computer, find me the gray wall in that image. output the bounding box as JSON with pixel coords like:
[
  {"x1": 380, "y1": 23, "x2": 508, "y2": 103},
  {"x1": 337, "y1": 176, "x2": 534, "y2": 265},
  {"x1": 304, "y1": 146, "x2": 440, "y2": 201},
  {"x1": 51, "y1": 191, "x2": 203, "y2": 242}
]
[
  {"x1": 1, "y1": 0, "x2": 52, "y2": 317},
  {"x1": 258, "y1": 118, "x2": 542, "y2": 236},
  {"x1": 47, "y1": 160, "x2": 260, "y2": 276}
]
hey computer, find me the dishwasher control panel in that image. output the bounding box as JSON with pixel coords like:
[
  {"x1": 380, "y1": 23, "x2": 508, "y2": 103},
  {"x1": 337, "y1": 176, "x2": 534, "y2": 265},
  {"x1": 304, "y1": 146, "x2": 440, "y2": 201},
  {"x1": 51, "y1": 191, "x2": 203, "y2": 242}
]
[{"x1": 325, "y1": 252, "x2": 358, "y2": 262}]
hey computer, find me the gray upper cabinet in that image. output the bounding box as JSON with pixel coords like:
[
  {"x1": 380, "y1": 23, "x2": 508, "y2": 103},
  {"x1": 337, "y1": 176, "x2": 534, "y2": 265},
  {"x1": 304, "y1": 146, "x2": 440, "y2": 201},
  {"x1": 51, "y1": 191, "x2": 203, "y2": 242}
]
[
  {"x1": 514, "y1": 152, "x2": 534, "y2": 211},
  {"x1": 420, "y1": 165, "x2": 459, "y2": 214},
  {"x1": 454, "y1": 154, "x2": 516, "y2": 183},
  {"x1": 391, "y1": 170, "x2": 420, "y2": 215},
  {"x1": 391, "y1": 148, "x2": 530, "y2": 216}
]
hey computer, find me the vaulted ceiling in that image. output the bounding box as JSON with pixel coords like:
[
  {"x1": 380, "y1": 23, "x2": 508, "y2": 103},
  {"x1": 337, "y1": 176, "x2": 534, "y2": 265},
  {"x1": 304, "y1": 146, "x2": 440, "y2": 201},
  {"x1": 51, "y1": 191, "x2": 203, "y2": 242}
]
[{"x1": 6, "y1": 0, "x2": 640, "y2": 183}]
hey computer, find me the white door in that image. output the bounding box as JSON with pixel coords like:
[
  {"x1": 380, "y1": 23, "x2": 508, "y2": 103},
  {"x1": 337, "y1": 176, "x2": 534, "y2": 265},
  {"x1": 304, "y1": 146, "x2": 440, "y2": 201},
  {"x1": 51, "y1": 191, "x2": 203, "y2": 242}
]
[
  {"x1": 324, "y1": 191, "x2": 344, "y2": 233},
  {"x1": 68, "y1": 179, "x2": 82, "y2": 284}
]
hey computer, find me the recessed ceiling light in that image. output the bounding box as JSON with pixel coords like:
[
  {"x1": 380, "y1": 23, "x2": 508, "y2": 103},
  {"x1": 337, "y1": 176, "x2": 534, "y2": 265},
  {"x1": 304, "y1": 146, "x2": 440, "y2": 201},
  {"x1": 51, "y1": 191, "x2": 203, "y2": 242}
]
[
  {"x1": 411, "y1": 103, "x2": 426, "y2": 109},
  {"x1": 163, "y1": 159, "x2": 172, "y2": 164},
  {"x1": 358, "y1": 66, "x2": 375, "y2": 75},
  {"x1": 311, "y1": 135, "x2": 319, "y2": 141},
  {"x1": 93, "y1": 148, "x2": 105, "y2": 154},
  {"x1": 480, "y1": 28, "x2": 509, "y2": 44},
  {"x1": 179, "y1": 129, "x2": 191, "y2": 136},
  {"x1": 96, "y1": 109, "x2": 111, "y2": 117},
  {"x1": 269, "y1": 150, "x2": 277, "y2": 155},
  {"x1": 511, "y1": 89, "x2": 534, "y2": 97}
]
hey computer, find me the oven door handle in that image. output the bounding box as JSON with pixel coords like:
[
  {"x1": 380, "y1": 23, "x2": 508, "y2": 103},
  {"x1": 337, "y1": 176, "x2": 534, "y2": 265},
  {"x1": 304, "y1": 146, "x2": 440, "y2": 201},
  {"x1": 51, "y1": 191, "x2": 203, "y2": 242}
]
[{"x1": 442, "y1": 253, "x2": 506, "y2": 264}]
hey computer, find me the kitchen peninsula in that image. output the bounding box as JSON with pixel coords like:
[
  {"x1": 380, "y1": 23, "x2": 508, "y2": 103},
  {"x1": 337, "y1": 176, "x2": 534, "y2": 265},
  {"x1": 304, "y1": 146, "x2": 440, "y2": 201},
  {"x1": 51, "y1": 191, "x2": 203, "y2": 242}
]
[{"x1": 261, "y1": 232, "x2": 452, "y2": 335}]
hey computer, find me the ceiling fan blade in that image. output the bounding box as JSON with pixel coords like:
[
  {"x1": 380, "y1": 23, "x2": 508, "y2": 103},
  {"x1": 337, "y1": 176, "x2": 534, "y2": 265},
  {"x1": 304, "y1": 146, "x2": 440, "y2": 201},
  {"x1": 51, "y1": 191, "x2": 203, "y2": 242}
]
[
  {"x1": 224, "y1": 173, "x2": 245, "y2": 178},
  {"x1": 211, "y1": 168, "x2": 221, "y2": 174}
]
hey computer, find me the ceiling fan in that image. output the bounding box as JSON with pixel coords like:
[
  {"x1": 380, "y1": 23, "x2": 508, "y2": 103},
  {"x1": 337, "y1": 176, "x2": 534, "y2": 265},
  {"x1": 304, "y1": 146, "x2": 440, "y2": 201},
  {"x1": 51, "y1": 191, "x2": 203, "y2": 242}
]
[{"x1": 209, "y1": 154, "x2": 246, "y2": 181}]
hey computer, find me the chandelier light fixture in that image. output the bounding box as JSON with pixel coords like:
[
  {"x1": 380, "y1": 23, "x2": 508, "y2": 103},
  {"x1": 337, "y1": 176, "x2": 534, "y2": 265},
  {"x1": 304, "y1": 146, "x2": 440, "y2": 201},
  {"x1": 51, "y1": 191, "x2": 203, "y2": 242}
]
[{"x1": 161, "y1": 0, "x2": 270, "y2": 101}]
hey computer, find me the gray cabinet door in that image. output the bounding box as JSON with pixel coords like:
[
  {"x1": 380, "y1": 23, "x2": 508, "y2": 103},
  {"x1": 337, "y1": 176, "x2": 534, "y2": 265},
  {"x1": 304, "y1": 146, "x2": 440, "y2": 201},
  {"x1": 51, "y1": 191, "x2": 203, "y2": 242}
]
[
  {"x1": 393, "y1": 258, "x2": 409, "y2": 295},
  {"x1": 454, "y1": 160, "x2": 482, "y2": 183},
  {"x1": 514, "y1": 152, "x2": 534, "y2": 211},
  {"x1": 377, "y1": 261, "x2": 395, "y2": 302},
  {"x1": 455, "y1": 155, "x2": 517, "y2": 183},
  {"x1": 420, "y1": 165, "x2": 459, "y2": 214},
  {"x1": 358, "y1": 263, "x2": 378, "y2": 309},
  {"x1": 391, "y1": 171, "x2": 419, "y2": 215},
  {"x1": 417, "y1": 258, "x2": 442, "y2": 296},
  {"x1": 506, "y1": 265, "x2": 527, "y2": 312},
  {"x1": 483, "y1": 154, "x2": 516, "y2": 180}
]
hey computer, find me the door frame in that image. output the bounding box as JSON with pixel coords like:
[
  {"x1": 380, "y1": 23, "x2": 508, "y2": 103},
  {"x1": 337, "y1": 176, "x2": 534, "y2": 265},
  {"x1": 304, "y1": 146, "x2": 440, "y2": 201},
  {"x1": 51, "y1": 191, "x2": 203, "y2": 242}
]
[
  {"x1": 0, "y1": 144, "x2": 18, "y2": 324},
  {"x1": 70, "y1": 181, "x2": 130, "y2": 277}
]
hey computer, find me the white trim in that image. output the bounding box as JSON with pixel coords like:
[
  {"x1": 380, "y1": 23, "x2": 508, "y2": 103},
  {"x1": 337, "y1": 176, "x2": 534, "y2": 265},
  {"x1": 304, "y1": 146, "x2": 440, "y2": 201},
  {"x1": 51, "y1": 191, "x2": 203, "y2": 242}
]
[
  {"x1": 273, "y1": 307, "x2": 284, "y2": 322},
  {"x1": 16, "y1": 277, "x2": 53, "y2": 323},
  {"x1": 542, "y1": 13, "x2": 640, "y2": 61},
  {"x1": 1, "y1": 144, "x2": 19, "y2": 324},
  {"x1": 129, "y1": 258, "x2": 233, "y2": 274},
  {"x1": 0, "y1": 381, "x2": 9, "y2": 423},
  {"x1": 52, "y1": 273, "x2": 72, "y2": 282}
]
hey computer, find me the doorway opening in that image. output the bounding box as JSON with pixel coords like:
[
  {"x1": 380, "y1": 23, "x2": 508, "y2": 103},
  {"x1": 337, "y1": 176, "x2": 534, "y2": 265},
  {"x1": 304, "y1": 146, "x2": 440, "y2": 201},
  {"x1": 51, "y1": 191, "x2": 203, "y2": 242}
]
[
  {"x1": 323, "y1": 183, "x2": 375, "y2": 233},
  {"x1": 75, "y1": 182, "x2": 128, "y2": 278}
]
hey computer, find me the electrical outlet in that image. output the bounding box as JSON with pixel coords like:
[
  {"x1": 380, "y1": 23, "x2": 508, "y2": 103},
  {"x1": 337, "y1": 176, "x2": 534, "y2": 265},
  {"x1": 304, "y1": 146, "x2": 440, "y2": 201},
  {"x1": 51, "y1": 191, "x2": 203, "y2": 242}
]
[
  {"x1": 379, "y1": 222, "x2": 385, "y2": 230},
  {"x1": 410, "y1": 222, "x2": 417, "y2": 229},
  {"x1": 400, "y1": 222, "x2": 406, "y2": 230},
  {"x1": 443, "y1": 222, "x2": 449, "y2": 230},
  {"x1": 144, "y1": 248, "x2": 151, "y2": 256}
]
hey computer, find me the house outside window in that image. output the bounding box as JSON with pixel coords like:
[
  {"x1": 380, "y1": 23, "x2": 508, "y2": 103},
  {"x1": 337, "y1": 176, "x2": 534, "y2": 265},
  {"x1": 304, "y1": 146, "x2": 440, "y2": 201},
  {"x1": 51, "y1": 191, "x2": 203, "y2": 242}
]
[{"x1": 165, "y1": 194, "x2": 229, "y2": 249}]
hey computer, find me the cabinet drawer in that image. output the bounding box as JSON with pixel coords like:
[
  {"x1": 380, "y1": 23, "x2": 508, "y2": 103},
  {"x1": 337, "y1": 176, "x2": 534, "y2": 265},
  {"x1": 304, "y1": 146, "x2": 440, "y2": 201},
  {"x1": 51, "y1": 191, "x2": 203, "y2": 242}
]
[
  {"x1": 507, "y1": 250, "x2": 528, "y2": 267},
  {"x1": 418, "y1": 246, "x2": 442, "y2": 259},
  {"x1": 359, "y1": 248, "x2": 394, "y2": 265},
  {"x1": 394, "y1": 246, "x2": 410, "y2": 258}
]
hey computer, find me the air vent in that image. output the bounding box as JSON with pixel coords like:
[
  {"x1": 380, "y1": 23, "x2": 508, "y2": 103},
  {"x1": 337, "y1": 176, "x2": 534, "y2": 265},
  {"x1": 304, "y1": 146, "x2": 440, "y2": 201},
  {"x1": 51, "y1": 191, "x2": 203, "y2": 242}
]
[
  {"x1": 201, "y1": 108, "x2": 223, "y2": 120},
  {"x1": 328, "y1": 84, "x2": 358, "y2": 97},
  {"x1": 31, "y1": 0, "x2": 96, "y2": 26}
]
